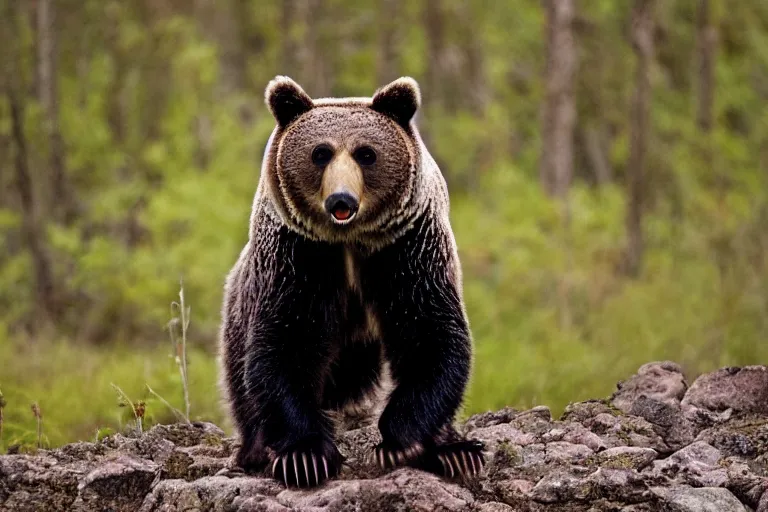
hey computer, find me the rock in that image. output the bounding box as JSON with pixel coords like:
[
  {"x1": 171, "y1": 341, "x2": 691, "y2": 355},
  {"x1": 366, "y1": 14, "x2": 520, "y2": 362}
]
[
  {"x1": 594, "y1": 447, "x2": 657, "y2": 471},
  {"x1": 493, "y1": 478, "x2": 534, "y2": 504},
  {"x1": 758, "y1": 489, "x2": 768, "y2": 512},
  {"x1": 139, "y1": 476, "x2": 283, "y2": 512},
  {"x1": 471, "y1": 423, "x2": 537, "y2": 448},
  {"x1": 477, "y1": 502, "x2": 516, "y2": 512},
  {"x1": 0, "y1": 453, "x2": 81, "y2": 512},
  {"x1": 651, "y1": 486, "x2": 747, "y2": 512},
  {"x1": 617, "y1": 505, "x2": 658, "y2": 512},
  {"x1": 463, "y1": 407, "x2": 519, "y2": 430},
  {"x1": 664, "y1": 440, "x2": 722, "y2": 467},
  {"x1": 73, "y1": 455, "x2": 158, "y2": 511},
  {"x1": 610, "y1": 362, "x2": 697, "y2": 451},
  {"x1": 612, "y1": 362, "x2": 688, "y2": 411},
  {"x1": 688, "y1": 464, "x2": 729, "y2": 488},
  {"x1": 563, "y1": 400, "x2": 669, "y2": 453},
  {"x1": 561, "y1": 424, "x2": 608, "y2": 453},
  {"x1": 544, "y1": 442, "x2": 594, "y2": 464},
  {"x1": 628, "y1": 395, "x2": 696, "y2": 450},
  {"x1": 541, "y1": 423, "x2": 608, "y2": 453},
  {"x1": 2, "y1": 363, "x2": 767, "y2": 511},
  {"x1": 682, "y1": 366, "x2": 768, "y2": 415},
  {"x1": 695, "y1": 416, "x2": 768, "y2": 458},
  {"x1": 641, "y1": 439, "x2": 767, "y2": 509},
  {"x1": 530, "y1": 471, "x2": 592, "y2": 503},
  {"x1": 722, "y1": 458, "x2": 767, "y2": 508},
  {"x1": 647, "y1": 440, "x2": 722, "y2": 481},
  {"x1": 588, "y1": 467, "x2": 650, "y2": 503}
]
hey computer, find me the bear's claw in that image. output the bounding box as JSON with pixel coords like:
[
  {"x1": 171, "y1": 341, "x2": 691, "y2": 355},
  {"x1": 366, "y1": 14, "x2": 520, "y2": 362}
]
[
  {"x1": 370, "y1": 439, "x2": 485, "y2": 479},
  {"x1": 272, "y1": 450, "x2": 331, "y2": 487},
  {"x1": 432, "y1": 440, "x2": 485, "y2": 479},
  {"x1": 370, "y1": 442, "x2": 423, "y2": 470},
  {"x1": 270, "y1": 439, "x2": 341, "y2": 488}
]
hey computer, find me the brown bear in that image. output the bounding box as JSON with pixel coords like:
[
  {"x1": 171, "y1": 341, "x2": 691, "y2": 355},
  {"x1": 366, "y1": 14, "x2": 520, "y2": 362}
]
[{"x1": 219, "y1": 76, "x2": 484, "y2": 487}]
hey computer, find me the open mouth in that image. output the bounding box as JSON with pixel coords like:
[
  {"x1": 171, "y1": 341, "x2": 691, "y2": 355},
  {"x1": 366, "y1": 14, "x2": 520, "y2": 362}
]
[
  {"x1": 324, "y1": 192, "x2": 359, "y2": 224},
  {"x1": 329, "y1": 203, "x2": 357, "y2": 224}
]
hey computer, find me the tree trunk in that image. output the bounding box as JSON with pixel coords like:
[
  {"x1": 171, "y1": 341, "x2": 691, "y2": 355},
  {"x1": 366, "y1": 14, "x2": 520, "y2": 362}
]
[
  {"x1": 193, "y1": 0, "x2": 244, "y2": 166},
  {"x1": 458, "y1": 3, "x2": 488, "y2": 116},
  {"x1": 377, "y1": 0, "x2": 399, "y2": 85},
  {"x1": 9, "y1": 90, "x2": 58, "y2": 328},
  {"x1": 37, "y1": 0, "x2": 76, "y2": 223},
  {"x1": 195, "y1": 0, "x2": 247, "y2": 96},
  {"x1": 36, "y1": 0, "x2": 55, "y2": 114},
  {"x1": 582, "y1": 124, "x2": 613, "y2": 186},
  {"x1": 2, "y1": 0, "x2": 58, "y2": 328},
  {"x1": 696, "y1": 0, "x2": 717, "y2": 133},
  {"x1": 540, "y1": 0, "x2": 577, "y2": 199},
  {"x1": 624, "y1": 0, "x2": 656, "y2": 277},
  {"x1": 76, "y1": 16, "x2": 91, "y2": 111},
  {"x1": 281, "y1": 0, "x2": 298, "y2": 76},
  {"x1": 423, "y1": 0, "x2": 446, "y2": 110},
  {"x1": 0, "y1": 132, "x2": 7, "y2": 209},
  {"x1": 300, "y1": 0, "x2": 331, "y2": 97},
  {"x1": 105, "y1": 4, "x2": 126, "y2": 146},
  {"x1": 136, "y1": 1, "x2": 172, "y2": 144}
]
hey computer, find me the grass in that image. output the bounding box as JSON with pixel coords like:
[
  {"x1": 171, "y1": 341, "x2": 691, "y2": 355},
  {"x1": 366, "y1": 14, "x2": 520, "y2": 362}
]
[
  {"x1": 2, "y1": 319, "x2": 763, "y2": 452},
  {"x1": 0, "y1": 337, "x2": 225, "y2": 451},
  {"x1": 110, "y1": 383, "x2": 146, "y2": 434},
  {"x1": 0, "y1": 388, "x2": 5, "y2": 442},
  {"x1": 0, "y1": 323, "x2": 765, "y2": 451},
  {"x1": 0, "y1": 281, "x2": 225, "y2": 452},
  {"x1": 168, "y1": 280, "x2": 192, "y2": 423},
  {"x1": 30, "y1": 402, "x2": 43, "y2": 449}
]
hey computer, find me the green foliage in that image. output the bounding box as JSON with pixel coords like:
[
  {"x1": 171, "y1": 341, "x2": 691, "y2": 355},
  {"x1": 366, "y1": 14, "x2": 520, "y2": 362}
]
[
  {"x1": 0, "y1": 335, "x2": 225, "y2": 450},
  {"x1": 93, "y1": 427, "x2": 116, "y2": 443},
  {"x1": 0, "y1": 0, "x2": 767, "y2": 446},
  {"x1": 459, "y1": 173, "x2": 768, "y2": 416}
]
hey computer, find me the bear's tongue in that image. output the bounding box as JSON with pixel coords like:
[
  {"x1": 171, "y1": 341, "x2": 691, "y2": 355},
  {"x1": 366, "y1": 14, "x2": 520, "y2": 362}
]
[{"x1": 332, "y1": 207, "x2": 352, "y2": 221}]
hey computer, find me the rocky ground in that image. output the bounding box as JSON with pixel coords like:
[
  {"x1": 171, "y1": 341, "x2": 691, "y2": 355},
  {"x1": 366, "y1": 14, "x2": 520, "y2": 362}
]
[{"x1": 1, "y1": 362, "x2": 768, "y2": 511}]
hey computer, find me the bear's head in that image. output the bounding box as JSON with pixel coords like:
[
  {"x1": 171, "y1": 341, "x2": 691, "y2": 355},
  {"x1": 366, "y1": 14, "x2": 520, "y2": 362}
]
[{"x1": 262, "y1": 76, "x2": 425, "y2": 245}]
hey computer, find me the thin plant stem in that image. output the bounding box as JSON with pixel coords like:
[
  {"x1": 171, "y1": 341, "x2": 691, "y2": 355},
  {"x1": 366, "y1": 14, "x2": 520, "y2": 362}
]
[
  {"x1": 146, "y1": 385, "x2": 188, "y2": 424},
  {"x1": 110, "y1": 383, "x2": 143, "y2": 434},
  {"x1": 31, "y1": 402, "x2": 42, "y2": 449},
  {"x1": 0, "y1": 388, "x2": 5, "y2": 445},
  {"x1": 170, "y1": 278, "x2": 191, "y2": 422}
]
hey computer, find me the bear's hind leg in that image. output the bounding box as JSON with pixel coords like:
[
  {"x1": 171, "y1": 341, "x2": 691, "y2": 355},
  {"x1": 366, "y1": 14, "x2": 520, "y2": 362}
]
[{"x1": 321, "y1": 340, "x2": 383, "y2": 428}]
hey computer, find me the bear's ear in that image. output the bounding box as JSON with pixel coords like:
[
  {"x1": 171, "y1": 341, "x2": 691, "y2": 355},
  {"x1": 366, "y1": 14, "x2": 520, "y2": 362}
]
[
  {"x1": 371, "y1": 77, "x2": 421, "y2": 128},
  {"x1": 265, "y1": 76, "x2": 314, "y2": 128}
]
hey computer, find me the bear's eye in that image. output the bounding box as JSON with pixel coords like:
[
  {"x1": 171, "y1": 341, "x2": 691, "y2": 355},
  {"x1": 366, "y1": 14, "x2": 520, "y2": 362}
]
[
  {"x1": 311, "y1": 144, "x2": 334, "y2": 166},
  {"x1": 353, "y1": 146, "x2": 377, "y2": 166}
]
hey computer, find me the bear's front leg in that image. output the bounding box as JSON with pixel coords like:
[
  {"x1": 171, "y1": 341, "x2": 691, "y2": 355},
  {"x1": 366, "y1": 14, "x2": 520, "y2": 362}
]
[
  {"x1": 231, "y1": 230, "x2": 348, "y2": 488},
  {"x1": 369, "y1": 233, "x2": 485, "y2": 479},
  {"x1": 239, "y1": 309, "x2": 344, "y2": 487},
  {"x1": 374, "y1": 308, "x2": 485, "y2": 478}
]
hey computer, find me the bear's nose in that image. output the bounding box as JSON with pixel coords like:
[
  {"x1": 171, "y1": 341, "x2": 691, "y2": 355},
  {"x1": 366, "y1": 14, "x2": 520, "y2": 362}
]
[{"x1": 324, "y1": 192, "x2": 359, "y2": 223}]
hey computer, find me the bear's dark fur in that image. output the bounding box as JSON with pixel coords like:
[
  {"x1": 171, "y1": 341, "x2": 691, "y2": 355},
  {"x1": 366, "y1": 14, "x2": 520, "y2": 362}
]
[{"x1": 219, "y1": 76, "x2": 484, "y2": 487}]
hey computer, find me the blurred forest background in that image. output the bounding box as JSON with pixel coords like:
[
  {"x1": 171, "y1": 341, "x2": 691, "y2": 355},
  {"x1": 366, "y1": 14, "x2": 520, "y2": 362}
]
[{"x1": 1, "y1": 0, "x2": 767, "y2": 450}]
